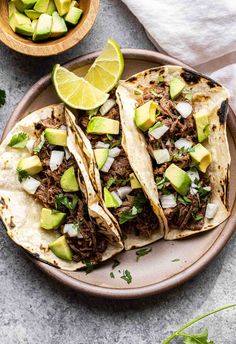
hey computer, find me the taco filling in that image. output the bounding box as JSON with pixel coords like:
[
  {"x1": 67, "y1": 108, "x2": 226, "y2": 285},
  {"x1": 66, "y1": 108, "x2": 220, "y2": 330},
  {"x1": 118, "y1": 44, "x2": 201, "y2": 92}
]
[{"x1": 77, "y1": 92, "x2": 160, "y2": 240}]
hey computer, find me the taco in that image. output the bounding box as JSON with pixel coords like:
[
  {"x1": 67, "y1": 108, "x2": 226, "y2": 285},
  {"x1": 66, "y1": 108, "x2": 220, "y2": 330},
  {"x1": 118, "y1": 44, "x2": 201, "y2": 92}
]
[
  {"x1": 68, "y1": 90, "x2": 166, "y2": 250},
  {"x1": 0, "y1": 104, "x2": 123, "y2": 271},
  {"x1": 116, "y1": 65, "x2": 230, "y2": 239}
]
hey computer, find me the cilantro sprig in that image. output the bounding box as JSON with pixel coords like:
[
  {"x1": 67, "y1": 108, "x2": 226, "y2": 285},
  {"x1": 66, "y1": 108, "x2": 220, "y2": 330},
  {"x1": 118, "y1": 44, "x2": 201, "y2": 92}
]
[
  {"x1": 121, "y1": 269, "x2": 132, "y2": 284},
  {"x1": 34, "y1": 132, "x2": 45, "y2": 154},
  {"x1": 119, "y1": 193, "x2": 146, "y2": 224},
  {"x1": 55, "y1": 193, "x2": 78, "y2": 211},
  {"x1": 162, "y1": 304, "x2": 236, "y2": 344},
  {"x1": 16, "y1": 168, "x2": 30, "y2": 182},
  {"x1": 136, "y1": 247, "x2": 152, "y2": 261},
  {"x1": 8, "y1": 132, "x2": 29, "y2": 149}
]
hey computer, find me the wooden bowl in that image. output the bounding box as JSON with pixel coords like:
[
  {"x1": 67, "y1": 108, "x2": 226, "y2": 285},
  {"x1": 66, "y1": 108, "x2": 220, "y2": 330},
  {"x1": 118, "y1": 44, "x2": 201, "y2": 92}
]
[{"x1": 0, "y1": 0, "x2": 99, "y2": 56}]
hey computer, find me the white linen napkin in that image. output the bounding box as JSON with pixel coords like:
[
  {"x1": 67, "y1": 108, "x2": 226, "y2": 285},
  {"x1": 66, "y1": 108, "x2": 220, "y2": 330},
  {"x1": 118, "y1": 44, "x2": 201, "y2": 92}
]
[{"x1": 121, "y1": 0, "x2": 236, "y2": 111}]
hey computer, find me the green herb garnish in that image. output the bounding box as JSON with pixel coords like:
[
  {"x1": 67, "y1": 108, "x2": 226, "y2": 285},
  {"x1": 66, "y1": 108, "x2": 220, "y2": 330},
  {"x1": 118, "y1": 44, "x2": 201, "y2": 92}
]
[
  {"x1": 134, "y1": 89, "x2": 142, "y2": 96},
  {"x1": 156, "y1": 176, "x2": 166, "y2": 190},
  {"x1": 106, "y1": 177, "x2": 116, "y2": 189},
  {"x1": 82, "y1": 259, "x2": 94, "y2": 274},
  {"x1": 121, "y1": 269, "x2": 132, "y2": 284},
  {"x1": 55, "y1": 193, "x2": 78, "y2": 211},
  {"x1": 191, "y1": 212, "x2": 203, "y2": 221},
  {"x1": 119, "y1": 193, "x2": 146, "y2": 224},
  {"x1": 16, "y1": 168, "x2": 30, "y2": 182},
  {"x1": 150, "y1": 89, "x2": 159, "y2": 97},
  {"x1": 8, "y1": 132, "x2": 29, "y2": 149},
  {"x1": 87, "y1": 107, "x2": 99, "y2": 119},
  {"x1": 110, "y1": 137, "x2": 121, "y2": 148},
  {"x1": 185, "y1": 93, "x2": 193, "y2": 101},
  {"x1": 198, "y1": 186, "x2": 211, "y2": 198},
  {"x1": 34, "y1": 132, "x2": 45, "y2": 154},
  {"x1": 171, "y1": 258, "x2": 180, "y2": 262},
  {"x1": 178, "y1": 195, "x2": 192, "y2": 206},
  {"x1": 162, "y1": 304, "x2": 236, "y2": 344},
  {"x1": 149, "y1": 121, "x2": 163, "y2": 133},
  {"x1": 112, "y1": 258, "x2": 120, "y2": 269},
  {"x1": 0, "y1": 90, "x2": 6, "y2": 107},
  {"x1": 106, "y1": 134, "x2": 113, "y2": 141},
  {"x1": 136, "y1": 247, "x2": 152, "y2": 261},
  {"x1": 110, "y1": 272, "x2": 115, "y2": 278}
]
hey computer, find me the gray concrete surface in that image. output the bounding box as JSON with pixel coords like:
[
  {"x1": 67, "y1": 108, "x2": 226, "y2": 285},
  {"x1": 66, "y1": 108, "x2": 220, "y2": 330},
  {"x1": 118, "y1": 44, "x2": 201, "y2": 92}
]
[{"x1": 0, "y1": 1, "x2": 235, "y2": 343}]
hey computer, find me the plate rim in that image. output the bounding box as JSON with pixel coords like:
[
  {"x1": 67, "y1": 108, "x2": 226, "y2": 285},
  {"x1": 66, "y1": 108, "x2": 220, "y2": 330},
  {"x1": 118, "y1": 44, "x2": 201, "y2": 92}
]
[{"x1": 2, "y1": 49, "x2": 236, "y2": 299}]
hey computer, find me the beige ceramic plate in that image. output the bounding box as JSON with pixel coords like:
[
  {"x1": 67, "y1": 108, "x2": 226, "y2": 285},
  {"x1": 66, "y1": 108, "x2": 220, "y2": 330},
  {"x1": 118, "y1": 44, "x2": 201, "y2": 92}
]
[{"x1": 2, "y1": 50, "x2": 236, "y2": 299}]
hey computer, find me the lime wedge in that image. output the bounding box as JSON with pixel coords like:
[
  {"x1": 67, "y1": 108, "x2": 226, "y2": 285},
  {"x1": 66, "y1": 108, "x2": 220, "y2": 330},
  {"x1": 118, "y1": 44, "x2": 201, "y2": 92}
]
[
  {"x1": 85, "y1": 38, "x2": 124, "y2": 93},
  {"x1": 52, "y1": 64, "x2": 109, "y2": 110}
]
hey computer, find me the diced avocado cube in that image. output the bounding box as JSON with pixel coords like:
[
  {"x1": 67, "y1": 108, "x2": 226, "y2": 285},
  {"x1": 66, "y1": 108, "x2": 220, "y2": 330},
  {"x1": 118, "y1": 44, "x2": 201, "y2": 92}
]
[
  {"x1": 94, "y1": 148, "x2": 109, "y2": 170},
  {"x1": 32, "y1": 13, "x2": 52, "y2": 41},
  {"x1": 13, "y1": 0, "x2": 37, "y2": 12},
  {"x1": 190, "y1": 143, "x2": 212, "y2": 173},
  {"x1": 65, "y1": 7, "x2": 83, "y2": 26},
  {"x1": 51, "y1": 11, "x2": 68, "y2": 38},
  {"x1": 17, "y1": 155, "x2": 42, "y2": 176},
  {"x1": 24, "y1": 9, "x2": 40, "y2": 20},
  {"x1": 34, "y1": 0, "x2": 50, "y2": 13},
  {"x1": 194, "y1": 112, "x2": 210, "y2": 142},
  {"x1": 44, "y1": 128, "x2": 67, "y2": 146},
  {"x1": 165, "y1": 163, "x2": 191, "y2": 196},
  {"x1": 135, "y1": 101, "x2": 158, "y2": 132},
  {"x1": 15, "y1": 22, "x2": 33, "y2": 36},
  {"x1": 9, "y1": 11, "x2": 31, "y2": 32},
  {"x1": 170, "y1": 77, "x2": 185, "y2": 100},
  {"x1": 70, "y1": 1, "x2": 79, "y2": 8},
  {"x1": 60, "y1": 166, "x2": 79, "y2": 192},
  {"x1": 9, "y1": 1, "x2": 17, "y2": 17},
  {"x1": 49, "y1": 235, "x2": 73, "y2": 261},
  {"x1": 46, "y1": 0, "x2": 56, "y2": 15},
  {"x1": 41, "y1": 208, "x2": 66, "y2": 230},
  {"x1": 87, "y1": 117, "x2": 120, "y2": 135},
  {"x1": 104, "y1": 187, "x2": 120, "y2": 208},
  {"x1": 54, "y1": 0, "x2": 71, "y2": 16},
  {"x1": 129, "y1": 173, "x2": 141, "y2": 189},
  {"x1": 32, "y1": 19, "x2": 38, "y2": 31}
]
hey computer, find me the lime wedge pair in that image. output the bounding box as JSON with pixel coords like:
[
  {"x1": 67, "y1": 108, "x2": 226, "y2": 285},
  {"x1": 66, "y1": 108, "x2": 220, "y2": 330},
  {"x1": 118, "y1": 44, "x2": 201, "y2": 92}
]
[{"x1": 52, "y1": 39, "x2": 124, "y2": 110}]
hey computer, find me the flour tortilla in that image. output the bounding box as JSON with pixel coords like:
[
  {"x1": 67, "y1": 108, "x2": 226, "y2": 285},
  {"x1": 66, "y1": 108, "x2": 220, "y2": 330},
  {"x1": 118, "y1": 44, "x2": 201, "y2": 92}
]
[
  {"x1": 0, "y1": 104, "x2": 123, "y2": 271},
  {"x1": 116, "y1": 65, "x2": 230, "y2": 239}
]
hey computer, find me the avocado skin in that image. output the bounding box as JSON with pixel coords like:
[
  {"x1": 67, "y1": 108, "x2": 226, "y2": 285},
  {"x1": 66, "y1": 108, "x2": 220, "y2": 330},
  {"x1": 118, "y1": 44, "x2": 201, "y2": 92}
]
[
  {"x1": 60, "y1": 166, "x2": 79, "y2": 192},
  {"x1": 49, "y1": 235, "x2": 73, "y2": 261}
]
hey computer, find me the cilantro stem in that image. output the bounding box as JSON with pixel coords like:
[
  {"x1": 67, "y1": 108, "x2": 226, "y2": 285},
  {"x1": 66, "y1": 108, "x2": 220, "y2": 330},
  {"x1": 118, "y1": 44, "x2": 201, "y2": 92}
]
[{"x1": 162, "y1": 304, "x2": 236, "y2": 344}]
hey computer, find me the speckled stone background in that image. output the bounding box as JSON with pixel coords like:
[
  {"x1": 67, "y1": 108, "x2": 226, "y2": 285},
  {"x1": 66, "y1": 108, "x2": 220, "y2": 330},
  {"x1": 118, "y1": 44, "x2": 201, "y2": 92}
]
[{"x1": 0, "y1": 1, "x2": 235, "y2": 343}]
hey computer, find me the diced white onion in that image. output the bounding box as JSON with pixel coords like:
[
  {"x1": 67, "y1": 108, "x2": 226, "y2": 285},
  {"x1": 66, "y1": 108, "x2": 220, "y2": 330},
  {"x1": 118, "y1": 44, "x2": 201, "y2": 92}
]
[
  {"x1": 176, "y1": 102, "x2": 193, "y2": 118},
  {"x1": 63, "y1": 224, "x2": 83, "y2": 238},
  {"x1": 187, "y1": 170, "x2": 200, "y2": 182},
  {"x1": 26, "y1": 139, "x2": 35, "y2": 153},
  {"x1": 59, "y1": 125, "x2": 67, "y2": 131},
  {"x1": 95, "y1": 141, "x2": 110, "y2": 149},
  {"x1": 153, "y1": 149, "x2": 170, "y2": 164},
  {"x1": 111, "y1": 191, "x2": 122, "y2": 207},
  {"x1": 117, "y1": 186, "x2": 132, "y2": 200},
  {"x1": 64, "y1": 147, "x2": 71, "y2": 160},
  {"x1": 175, "y1": 138, "x2": 193, "y2": 150},
  {"x1": 203, "y1": 186, "x2": 211, "y2": 192},
  {"x1": 190, "y1": 187, "x2": 198, "y2": 195},
  {"x1": 160, "y1": 194, "x2": 177, "y2": 208},
  {"x1": 100, "y1": 157, "x2": 114, "y2": 173},
  {"x1": 149, "y1": 124, "x2": 169, "y2": 139},
  {"x1": 99, "y1": 99, "x2": 116, "y2": 116},
  {"x1": 109, "y1": 147, "x2": 121, "y2": 158},
  {"x1": 131, "y1": 206, "x2": 138, "y2": 215},
  {"x1": 205, "y1": 203, "x2": 218, "y2": 219},
  {"x1": 49, "y1": 150, "x2": 64, "y2": 171},
  {"x1": 21, "y1": 177, "x2": 41, "y2": 194}
]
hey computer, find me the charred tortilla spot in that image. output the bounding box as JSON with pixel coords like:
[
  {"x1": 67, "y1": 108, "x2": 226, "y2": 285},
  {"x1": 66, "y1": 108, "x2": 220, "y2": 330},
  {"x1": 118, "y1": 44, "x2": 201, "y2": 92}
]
[
  {"x1": 217, "y1": 99, "x2": 229, "y2": 124},
  {"x1": 212, "y1": 125, "x2": 217, "y2": 131},
  {"x1": 144, "y1": 72, "x2": 148, "y2": 77},
  {"x1": 207, "y1": 81, "x2": 217, "y2": 88},
  {"x1": 181, "y1": 69, "x2": 201, "y2": 83},
  {"x1": 149, "y1": 80, "x2": 155, "y2": 85},
  {"x1": 9, "y1": 216, "x2": 15, "y2": 229},
  {"x1": 51, "y1": 109, "x2": 55, "y2": 119},
  {"x1": 0, "y1": 197, "x2": 6, "y2": 206},
  {"x1": 127, "y1": 76, "x2": 137, "y2": 83}
]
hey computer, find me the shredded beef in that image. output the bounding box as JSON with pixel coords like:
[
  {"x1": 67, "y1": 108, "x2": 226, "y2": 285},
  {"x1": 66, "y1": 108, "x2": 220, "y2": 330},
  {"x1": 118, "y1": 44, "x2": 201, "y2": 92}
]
[{"x1": 101, "y1": 149, "x2": 133, "y2": 183}]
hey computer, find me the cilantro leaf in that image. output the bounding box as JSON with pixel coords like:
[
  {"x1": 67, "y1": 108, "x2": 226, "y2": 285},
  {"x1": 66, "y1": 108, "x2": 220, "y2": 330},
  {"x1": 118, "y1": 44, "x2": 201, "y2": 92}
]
[
  {"x1": 121, "y1": 269, "x2": 132, "y2": 284},
  {"x1": 55, "y1": 193, "x2": 78, "y2": 211},
  {"x1": 8, "y1": 132, "x2": 29, "y2": 149},
  {"x1": 0, "y1": 90, "x2": 6, "y2": 107},
  {"x1": 112, "y1": 258, "x2": 120, "y2": 269},
  {"x1": 136, "y1": 247, "x2": 152, "y2": 261},
  {"x1": 106, "y1": 177, "x2": 117, "y2": 189},
  {"x1": 191, "y1": 212, "x2": 203, "y2": 222},
  {"x1": 110, "y1": 272, "x2": 115, "y2": 278},
  {"x1": 172, "y1": 258, "x2": 180, "y2": 262},
  {"x1": 16, "y1": 168, "x2": 30, "y2": 182},
  {"x1": 178, "y1": 195, "x2": 192, "y2": 206},
  {"x1": 156, "y1": 176, "x2": 167, "y2": 190},
  {"x1": 82, "y1": 259, "x2": 94, "y2": 274},
  {"x1": 119, "y1": 210, "x2": 137, "y2": 224},
  {"x1": 119, "y1": 193, "x2": 146, "y2": 224},
  {"x1": 181, "y1": 329, "x2": 213, "y2": 344},
  {"x1": 34, "y1": 132, "x2": 45, "y2": 154}
]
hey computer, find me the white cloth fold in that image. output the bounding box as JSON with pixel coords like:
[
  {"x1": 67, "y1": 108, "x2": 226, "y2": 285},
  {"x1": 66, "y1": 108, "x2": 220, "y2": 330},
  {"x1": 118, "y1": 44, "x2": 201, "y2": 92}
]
[{"x1": 121, "y1": 0, "x2": 236, "y2": 111}]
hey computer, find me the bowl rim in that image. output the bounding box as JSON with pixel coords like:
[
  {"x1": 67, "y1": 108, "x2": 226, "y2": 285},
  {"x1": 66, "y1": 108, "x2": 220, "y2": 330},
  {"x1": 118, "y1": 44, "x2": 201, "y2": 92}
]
[
  {"x1": 2, "y1": 49, "x2": 236, "y2": 299},
  {"x1": 0, "y1": 0, "x2": 100, "y2": 57}
]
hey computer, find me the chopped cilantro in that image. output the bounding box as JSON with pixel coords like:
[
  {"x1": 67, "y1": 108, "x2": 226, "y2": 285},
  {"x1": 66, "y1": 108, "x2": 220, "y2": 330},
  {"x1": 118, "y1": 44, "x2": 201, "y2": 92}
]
[
  {"x1": 110, "y1": 137, "x2": 121, "y2": 148},
  {"x1": 149, "y1": 121, "x2": 163, "y2": 133},
  {"x1": 16, "y1": 168, "x2": 30, "y2": 182},
  {"x1": 55, "y1": 193, "x2": 78, "y2": 211},
  {"x1": 106, "y1": 177, "x2": 116, "y2": 189},
  {"x1": 112, "y1": 258, "x2": 120, "y2": 269},
  {"x1": 82, "y1": 259, "x2": 94, "y2": 274},
  {"x1": 0, "y1": 90, "x2": 6, "y2": 107},
  {"x1": 191, "y1": 212, "x2": 203, "y2": 221},
  {"x1": 136, "y1": 247, "x2": 152, "y2": 261},
  {"x1": 185, "y1": 92, "x2": 193, "y2": 101},
  {"x1": 87, "y1": 107, "x2": 99, "y2": 119},
  {"x1": 106, "y1": 134, "x2": 113, "y2": 141},
  {"x1": 34, "y1": 132, "x2": 45, "y2": 154},
  {"x1": 198, "y1": 186, "x2": 211, "y2": 198},
  {"x1": 119, "y1": 211, "x2": 137, "y2": 224},
  {"x1": 134, "y1": 89, "x2": 142, "y2": 96},
  {"x1": 121, "y1": 269, "x2": 132, "y2": 284},
  {"x1": 171, "y1": 258, "x2": 180, "y2": 262},
  {"x1": 178, "y1": 195, "x2": 192, "y2": 206},
  {"x1": 156, "y1": 176, "x2": 166, "y2": 190},
  {"x1": 119, "y1": 193, "x2": 146, "y2": 224},
  {"x1": 8, "y1": 132, "x2": 29, "y2": 149},
  {"x1": 110, "y1": 272, "x2": 115, "y2": 278}
]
